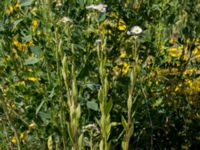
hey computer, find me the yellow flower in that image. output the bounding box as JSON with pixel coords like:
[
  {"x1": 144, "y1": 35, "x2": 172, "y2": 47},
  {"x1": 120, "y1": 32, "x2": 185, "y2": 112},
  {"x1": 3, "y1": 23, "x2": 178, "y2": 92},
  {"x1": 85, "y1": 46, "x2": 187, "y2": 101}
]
[
  {"x1": 169, "y1": 37, "x2": 177, "y2": 44},
  {"x1": 117, "y1": 19, "x2": 126, "y2": 31},
  {"x1": 28, "y1": 40, "x2": 34, "y2": 46},
  {"x1": 13, "y1": 39, "x2": 21, "y2": 47},
  {"x1": 32, "y1": 19, "x2": 38, "y2": 32},
  {"x1": 113, "y1": 65, "x2": 121, "y2": 76},
  {"x1": 183, "y1": 54, "x2": 189, "y2": 60},
  {"x1": 32, "y1": 20, "x2": 38, "y2": 27},
  {"x1": 119, "y1": 51, "x2": 126, "y2": 58},
  {"x1": 185, "y1": 79, "x2": 193, "y2": 87},
  {"x1": 26, "y1": 77, "x2": 40, "y2": 81},
  {"x1": 11, "y1": 102, "x2": 16, "y2": 109},
  {"x1": 195, "y1": 38, "x2": 199, "y2": 43},
  {"x1": 6, "y1": 5, "x2": 14, "y2": 14},
  {"x1": 122, "y1": 62, "x2": 130, "y2": 75},
  {"x1": 186, "y1": 38, "x2": 191, "y2": 44},
  {"x1": 11, "y1": 136, "x2": 17, "y2": 144},
  {"x1": 175, "y1": 84, "x2": 182, "y2": 92},
  {"x1": 14, "y1": 2, "x2": 20, "y2": 10},
  {"x1": 167, "y1": 47, "x2": 182, "y2": 58},
  {"x1": 20, "y1": 132, "x2": 26, "y2": 140},
  {"x1": 37, "y1": 30, "x2": 42, "y2": 36},
  {"x1": 192, "y1": 46, "x2": 200, "y2": 55}
]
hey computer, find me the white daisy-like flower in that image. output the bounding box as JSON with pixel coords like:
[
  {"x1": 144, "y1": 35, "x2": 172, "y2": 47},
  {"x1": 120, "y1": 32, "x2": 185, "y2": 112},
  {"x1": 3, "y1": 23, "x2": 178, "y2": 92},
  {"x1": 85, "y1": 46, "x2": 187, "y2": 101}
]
[
  {"x1": 61, "y1": 16, "x2": 73, "y2": 23},
  {"x1": 95, "y1": 39, "x2": 102, "y2": 45},
  {"x1": 86, "y1": 3, "x2": 107, "y2": 13},
  {"x1": 127, "y1": 26, "x2": 142, "y2": 35}
]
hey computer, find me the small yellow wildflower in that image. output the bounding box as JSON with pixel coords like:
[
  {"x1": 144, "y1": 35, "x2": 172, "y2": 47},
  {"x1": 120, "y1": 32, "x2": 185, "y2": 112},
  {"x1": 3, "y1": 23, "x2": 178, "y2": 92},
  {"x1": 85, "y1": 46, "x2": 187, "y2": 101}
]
[
  {"x1": 27, "y1": 77, "x2": 40, "y2": 81},
  {"x1": 14, "y1": 2, "x2": 20, "y2": 10},
  {"x1": 192, "y1": 46, "x2": 200, "y2": 55},
  {"x1": 11, "y1": 102, "x2": 16, "y2": 109},
  {"x1": 192, "y1": 48, "x2": 198, "y2": 55},
  {"x1": 185, "y1": 79, "x2": 193, "y2": 87},
  {"x1": 175, "y1": 84, "x2": 182, "y2": 92},
  {"x1": 167, "y1": 47, "x2": 182, "y2": 58},
  {"x1": 117, "y1": 19, "x2": 126, "y2": 31},
  {"x1": 122, "y1": 62, "x2": 130, "y2": 75},
  {"x1": 113, "y1": 65, "x2": 121, "y2": 76},
  {"x1": 195, "y1": 38, "x2": 199, "y2": 43},
  {"x1": 186, "y1": 38, "x2": 191, "y2": 44},
  {"x1": 32, "y1": 19, "x2": 38, "y2": 32},
  {"x1": 28, "y1": 40, "x2": 34, "y2": 46},
  {"x1": 119, "y1": 51, "x2": 126, "y2": 58},
  {"x1": 13, "y1": 39, "x2": 21, "y2": 47},
  {"x1": 20, "y1": 132, "x2": 26, "y2": 140},
  {"x1": 37, "y1": 30, "x2": 41, "y2": 36},
  {"x1": 183, "y1": 54, "x2": 189, "y2": 60},
  {"x1": 6, "y1": 5, "x2": 14, "y2": 14},
  {"x1": 11, "y1": 136, "x2": 17, "y2": 144},
  {"x1": 169, "y1": 37, "x2": 177, "y2": 44}
]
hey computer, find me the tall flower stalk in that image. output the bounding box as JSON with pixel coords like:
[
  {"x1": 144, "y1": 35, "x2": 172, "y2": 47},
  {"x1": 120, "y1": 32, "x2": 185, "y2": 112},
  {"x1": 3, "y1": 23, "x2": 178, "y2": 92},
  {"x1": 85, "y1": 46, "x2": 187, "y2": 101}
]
[
  {"x1": 97, "y1": 36, "x2": 112, "y2": 150},
  {"x1": 60, "y1": 22, "x2": 83, "y2": 150},
  {"x1": 122, "y1": 31, "x2": 141, "y2": 149}
]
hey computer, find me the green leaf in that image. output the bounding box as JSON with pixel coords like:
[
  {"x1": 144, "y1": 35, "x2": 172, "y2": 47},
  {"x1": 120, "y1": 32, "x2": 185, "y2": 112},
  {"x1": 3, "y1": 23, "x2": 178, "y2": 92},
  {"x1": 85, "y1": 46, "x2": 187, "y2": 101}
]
[
  {"x1": 22, "y1": 34, "x2": 32, "y2": 42},
  {"x1": 99, "y1": 13, "x2": 106, "y2": 22},
  {"x1": 36, "y1": 100, "x2": 45, "y2": 116},
  {"x1": 67, "y1": 122, "x2": 74, "y2": 143},
  {"x1": 20, "y1": 0, "x2": 34, "y2": 7},
  {"x1": 0, "y1": 23, "x2": 5, "y2": 31},
  {"x1": 30, "y1": 46, "x2": 42, "y2": 57},
  {"x1": 38, "y1": 112, "x2": 50, "y2": 124},
  {"x1": 12, "y1": 19, "x2": 23, "y2": 27},
  {"x1": 87, "y1": 100, "x2": 98, "y2": 111},
  {"x1": 128, "y1": 126, "x2": 134, "y2": 138},
  {"x1": 121, "y1": 115, "x2": 127, "y2": 129},
  {"x1": 105, "y1": 100, "x2": 113, "y2": 115},
  {"x1": 24, "y1": 57, "x2": 40, "y2": 65},
  {"x1": 152, "y1": 98, "x2": 163, "y2": 108}
]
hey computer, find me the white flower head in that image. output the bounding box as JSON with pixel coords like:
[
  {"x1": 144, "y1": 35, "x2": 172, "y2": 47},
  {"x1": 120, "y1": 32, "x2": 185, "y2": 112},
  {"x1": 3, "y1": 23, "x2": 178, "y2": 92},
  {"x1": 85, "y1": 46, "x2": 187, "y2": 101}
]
[
  {"x1": 61, "y1": 16, "x2": 73, "y2": 23},
  {"x1": 128, "y1": 26, "x2": 142, "y2": 35},
  {"x1": 86, "y1": 3, "x2": 107, "y2": 13},
  {"x1": 95, "y1": 39, "x2": 102, "y2": 45}
]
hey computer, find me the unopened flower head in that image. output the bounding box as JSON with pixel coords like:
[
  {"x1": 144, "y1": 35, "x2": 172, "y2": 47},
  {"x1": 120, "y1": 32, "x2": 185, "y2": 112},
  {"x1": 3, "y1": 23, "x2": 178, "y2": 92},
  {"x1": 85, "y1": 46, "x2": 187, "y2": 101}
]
[
  {"x1": 127, "y1": 26, "x2": 142, "y2": 35},
  {"x1": 86, "y1": 3, "x2": 107, "y2": 13},
  {"x1": 61, "y1": 16, "x2": 73, "y2": 23}
]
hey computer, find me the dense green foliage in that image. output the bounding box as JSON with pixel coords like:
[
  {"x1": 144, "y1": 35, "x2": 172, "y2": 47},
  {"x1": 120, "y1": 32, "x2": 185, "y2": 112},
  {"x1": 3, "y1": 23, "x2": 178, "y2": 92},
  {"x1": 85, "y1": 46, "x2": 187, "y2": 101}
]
[{"x1": 0, "y1": 0, "x2": 200, "y2": 149}]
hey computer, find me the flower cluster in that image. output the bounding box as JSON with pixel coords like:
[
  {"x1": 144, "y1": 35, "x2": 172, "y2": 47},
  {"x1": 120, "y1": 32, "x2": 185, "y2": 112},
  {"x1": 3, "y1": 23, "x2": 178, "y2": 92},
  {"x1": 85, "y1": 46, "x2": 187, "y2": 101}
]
[{"x1": 86, "y1": 3, "x2": 107, "y2": 13}]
